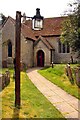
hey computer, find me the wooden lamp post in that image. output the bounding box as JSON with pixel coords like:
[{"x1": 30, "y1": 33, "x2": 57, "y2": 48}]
[
  {"x1": 15, "y1": 11, "x2": 21, "y2": 108},
  {"x1": 15, "y1": 9, "x2": 43, "y2": 108}
]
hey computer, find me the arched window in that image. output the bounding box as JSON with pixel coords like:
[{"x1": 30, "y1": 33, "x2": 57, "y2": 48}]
[
  {"x1": 8, "y1": 41, "x2": 12, "y2": 57},
  {"x1": 67, "y1": 42, "x2": 70, "y2": 53},
  {"x1": 58, "y1": 41, "x2": 61, "y2": 53},
  {"x1": 58, "y1": 40, "x2": 70, "y2": 53},
  {"x1": 63, "y1": 43, "x2": 65, "y2": 53}
]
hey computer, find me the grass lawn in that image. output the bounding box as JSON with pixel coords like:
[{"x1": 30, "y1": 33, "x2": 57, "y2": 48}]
[
  {"x1": 38, "y1": 64, "x2": 80, "y2": 100},
  {"x1": 1, "y1": 68, "x2": 66, "y2": 119}
]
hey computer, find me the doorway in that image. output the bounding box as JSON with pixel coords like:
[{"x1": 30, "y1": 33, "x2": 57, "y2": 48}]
[{"x1": 37, "y1": 50, "x2": 44, "y2": 67}]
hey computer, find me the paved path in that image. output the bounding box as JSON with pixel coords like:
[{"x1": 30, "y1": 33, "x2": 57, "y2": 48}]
[{"x1": 27, "y1": 68, "x2": 80, "y2": 119}]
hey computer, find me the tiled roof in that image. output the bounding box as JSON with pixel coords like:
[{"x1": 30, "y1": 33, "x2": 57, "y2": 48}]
[
  {"x1": 2, "y1": 16, "x2": 36, "y2": 41},
  {"x1": 2, "y1": 16, "x2": 66, "y2": 41},
  {"x1": 24, "y1": 16, "x2": 66, "y2": 37},
  {"x1": 21, "y1": 24, "x2": 36, "y2": 41},
  {"x1": 8, "y1": 17, "x2": 36, "y2": 41}
]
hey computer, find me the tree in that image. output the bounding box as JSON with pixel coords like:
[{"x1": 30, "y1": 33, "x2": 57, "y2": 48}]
[
  {"x1": 60, "y1": 0, "x2": 80, "y2": 57},
  {"x1": 0, "y1": 13, "x2": 6, "y2": 24}
]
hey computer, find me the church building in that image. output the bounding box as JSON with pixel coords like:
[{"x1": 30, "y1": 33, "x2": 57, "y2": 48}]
[{"x1": 1, "y1": 9, "x2": 79, "y2": 68}]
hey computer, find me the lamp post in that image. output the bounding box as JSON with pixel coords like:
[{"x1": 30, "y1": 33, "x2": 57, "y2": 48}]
[
  {"x1": 15, "y1": 9, "x2": 43, "y2": 108},
  {"x1": 15, "y1": 11, "x2": 21, "y2": 108}
]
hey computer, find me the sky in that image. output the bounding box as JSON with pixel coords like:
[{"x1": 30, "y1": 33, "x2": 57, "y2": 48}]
[{"x1": 0, "y1": 0, "x2": 76, "y2": 19}]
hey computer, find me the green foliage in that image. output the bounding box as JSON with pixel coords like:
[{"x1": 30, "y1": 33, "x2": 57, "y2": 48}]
[
  {"x1": 60, "y1": 1, "x2": 80, "y2": 56},
  {"x1": 2, "y1": 68, "x2": 65, "y2": 119},
  {"x1": 0, "y1": 13, "x2": 6, "y2": 24}
]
